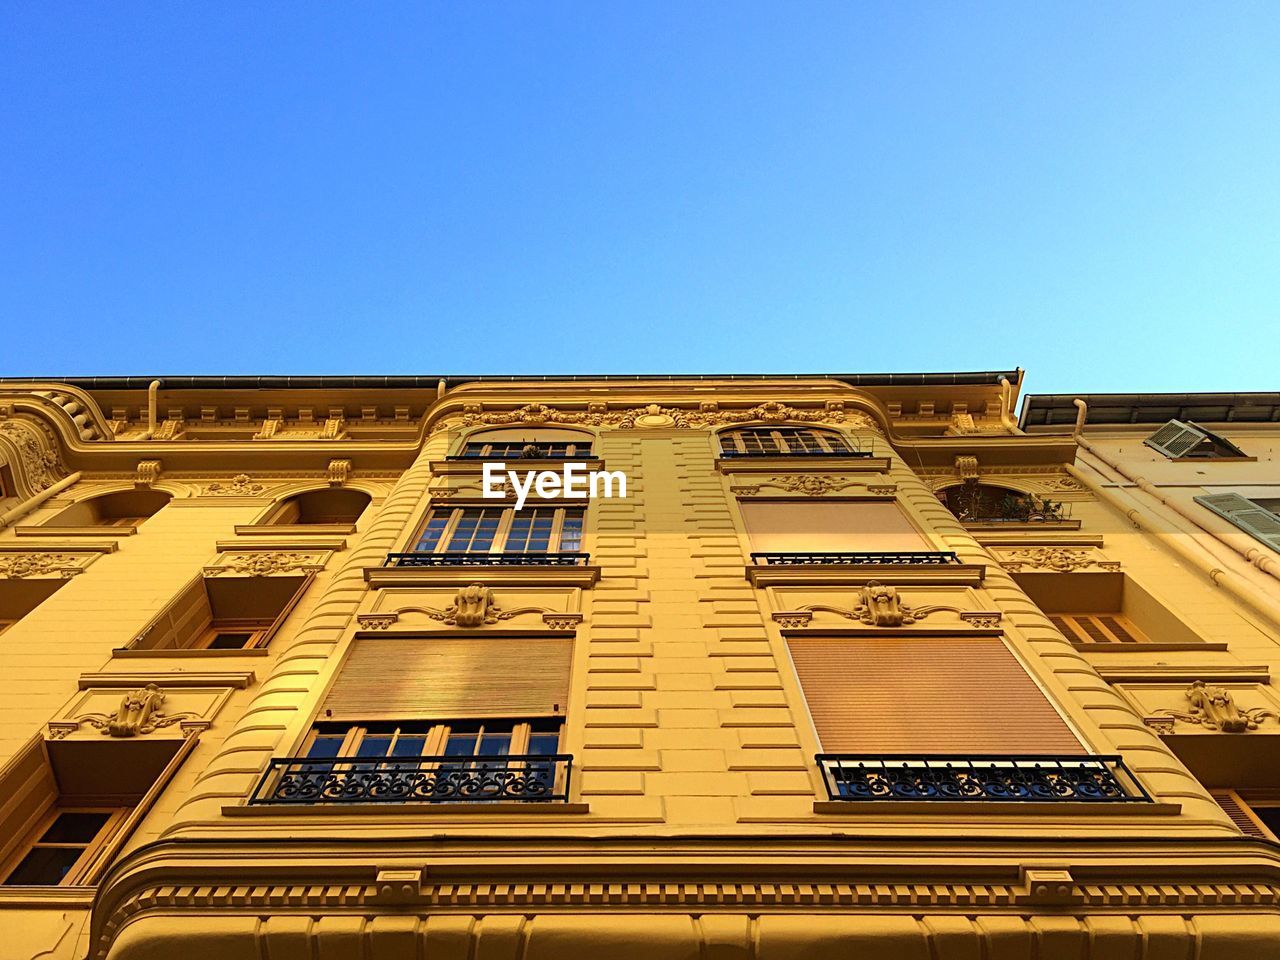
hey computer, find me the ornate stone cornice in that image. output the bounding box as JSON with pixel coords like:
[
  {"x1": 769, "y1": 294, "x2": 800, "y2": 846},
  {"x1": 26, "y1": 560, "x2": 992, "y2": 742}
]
[{"x1": 0, "y1": 416, "x2": 69, "y2": 494}]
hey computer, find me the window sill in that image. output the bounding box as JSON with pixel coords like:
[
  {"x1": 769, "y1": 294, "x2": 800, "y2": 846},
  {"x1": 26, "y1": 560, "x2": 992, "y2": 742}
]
[
  {"x1": 962, "y1": 520, "x2": 1082, "y2": 531},
  {"x1": 812, "y1": 799, "x2": 1180, "y2": 816},
  {"x1": 366, "y1": 564, "x2": 601, "y2": 589},
  {"x1": 113, "y1": 647, "x2": 270, "y2": 659},
  {"x1": 747, "y1": 563, "x2": 986, "y2": 589},
  {"x1": 1072, "y1": 642, "x2": 1228, "y2": 652},
  {"x1": 14, "y1": 525, "x2": 136, "y2": 538},
  {"x1": 715, "y1": 455, "x2": 890, "y2": 474},
  {"x1": 223, "y1": 801, "x2": 590, "y2": 817},
  {"x1": 234, "y1": 523, "x2": 357, "y2": 536},
  {"x1": 0, "y1": 885, "x2": 96, "y2": 906}
]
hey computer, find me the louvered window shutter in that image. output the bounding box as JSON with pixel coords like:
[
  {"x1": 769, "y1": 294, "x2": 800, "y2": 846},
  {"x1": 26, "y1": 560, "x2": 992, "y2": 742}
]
[
  {"x1": 786, "y1": 636, "x2": 1082, "y2": 754},
  {"x1": 321, "y1": 637, "x2": 573, "y2": 722},
  {"x1": 1144, "y1": 420, "x2": 1208, "y2": 459},
  {"x1": 1211, "y1": 791, "x2": 1276, "y2": 840},
  {"x1": 1195, "y1": 494, "x2": 1280, "y2": 554}
]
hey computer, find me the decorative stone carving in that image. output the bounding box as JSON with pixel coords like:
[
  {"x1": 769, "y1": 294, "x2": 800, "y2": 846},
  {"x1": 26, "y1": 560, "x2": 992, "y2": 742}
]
[
  {"x1": 0, "y1": 553, "x2": 82, "y2": 579},
  {"x1": 1000, "y1": 547, "x2": 1120, "y2": 573},
  {"x1": 210, "y1": 552, "x2": 317, "y2": 577},
  {"x1": 954, "y1": 455, "x2": 980, "y2": 480},
  {"x1": 201, "y1": 474, "x2": 266, "y2": 497},
  {"x1": 327, "y1": 459, "x2": 351, "y2": 486},
  {"x1": 0, "y1": 418, "x2": 66, "y2": 491},
  {"x1": 433, "y1": 401, "x2": 883, "y2": 435},
  {"x1": 361, "y1": 584, "x2": 566, "y2": 630},
  {"x1": 444, "y1": 583, "x2": 500, "y2": 627},
  {"x1": 72, "y1": 684, "x2": 196, "y2": 738},
  {"x1": 1154, "y1": 681, "x2": 1276, "y2": 732},
  {"x1": 775, "y1": 582, "x2": 997, "y2": 629},
  {"x1": 135, "y1": 460, "x2": 162, "y2": 487},
  {"x1": 736, "y1": 475, "x2": 887, "y2": 497},
  {"x1": 542, "y1": 613, "x2": 584, "y2": 630}
]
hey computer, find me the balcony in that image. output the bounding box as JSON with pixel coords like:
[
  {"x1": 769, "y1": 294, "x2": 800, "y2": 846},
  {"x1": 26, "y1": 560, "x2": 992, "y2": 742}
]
[
  {"x1": 719, "y1": 448, "x2": 872, "y2": 459},
  {"x1": 385, "y1": 551, "x2": 589, "y2": 567},
  {"x1": 250, "y1": 754, "x2": 574, "y2": 804},
  {"x1": 751, "y1": 551, "x2": 961, "y2": 566},
  {"x1": 446, "y1": 452, "x2": 600, "y2": 461},
  {"x1": 817, "y1": 754, "x2": 1150, "y2": 803}
]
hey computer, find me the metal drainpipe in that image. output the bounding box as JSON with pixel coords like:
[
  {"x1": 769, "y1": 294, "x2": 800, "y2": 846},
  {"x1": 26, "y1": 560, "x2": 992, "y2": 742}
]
[
  {"x1": 1064, "y1": 458, "x2": 1280, "y2": 634},
  {"x1": 0, "y1": 471, "x2": 82, "y2": 530},
  {"x1": 1073, "y1": 429, "x2": 1280, "y2": 583},
  {"x1": 998, "y1": 378, "x2": 1020, "y2": 433},
  {"x1": 138, "y1": 379, "x2": 161, "y2": 440}
]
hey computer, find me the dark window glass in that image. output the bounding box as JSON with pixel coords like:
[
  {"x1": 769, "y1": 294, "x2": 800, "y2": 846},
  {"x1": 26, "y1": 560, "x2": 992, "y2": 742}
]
[
  {"x1": 207, "y1": 632, "x2": 253, "y2": 650},
  {"x1": 3, "y1": 847, "x2": 83, "y2": 886},
  {"x1": 39, "y1": 812, "x2": 110, "y2": 844}
]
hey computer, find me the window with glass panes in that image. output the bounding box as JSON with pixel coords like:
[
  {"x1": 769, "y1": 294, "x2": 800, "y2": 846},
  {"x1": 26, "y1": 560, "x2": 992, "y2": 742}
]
[
  {"x1": 1, "y1": 808, "x2": 128, "y2": 886},
  {"x1": 412, "y1": 506, "x2": 584, "y2": 553},
  {"x1": 719, "y1": 427, "x2": 853, "y2": 456},
  {"x1": 460, "y1": 440, "x2": 591, "y2": 458},
  {"x1": 304, "y1": 719, "x2": 563, "y2": 761}
]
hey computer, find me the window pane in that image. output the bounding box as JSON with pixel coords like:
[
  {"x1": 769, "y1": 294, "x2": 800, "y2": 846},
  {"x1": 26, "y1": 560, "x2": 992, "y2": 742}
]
[
  {"x1": 446, "y1": 509, "x2": 502, "y2": 552},
  {"x1": 356, "y1": 735, "x2": 394, "y2": 758},
  {"x1": 443, "y1": 732, "x2": 479, "y2": 756},
  {"x1": 207, "y1": 632, "x2": 253, "y2": 650},
  {"x1": 391, "y1": 735, "x2": 428, "y2": 757},
  {"x1": 507, "y1": 509, "x2": 555, "y2": 552},
  {"x1": 477, "y1": 731, "x2": 512, "y2": 756},
  {"x1": 39, "y1": 812, "x2": 110, "y2": 844},
  {"x1": 527, "y1": 732, "x2": 561, "y2": 756},
  {"x1": 559, "y1": 511, "x2": 584, "y2": 551},
  {"x1": 414, "y1": 511, "x2": 450, "y2": 552},
  {"x1": 306, "y1": 734, "x2": 346, "y2": 759},
  {"x1": 3, "y1": 846, "x2": 84, "y2": 886}
]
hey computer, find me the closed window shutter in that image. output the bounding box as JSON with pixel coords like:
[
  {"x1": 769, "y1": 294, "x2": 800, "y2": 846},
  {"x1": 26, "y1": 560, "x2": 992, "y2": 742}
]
[
  {"x1": 1144, "y1": 420, "x2": 1208, "y2": 458},
  {"x1": 321, "y1": 637, "x2": 572, "y2": 721},
  {"x1": 786, "y1": 636, "x2": 1082, "y2": 754},
  {"x1": 1211, "y1": 790, "x2": 1276, "y2": 840},
  {"x1": 1195, "y1": 494, "x2": 1280, "y2": 553}
]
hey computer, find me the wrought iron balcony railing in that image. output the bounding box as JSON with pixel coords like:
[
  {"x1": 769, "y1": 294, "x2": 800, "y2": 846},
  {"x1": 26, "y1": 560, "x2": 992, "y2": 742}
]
[
  {"x1": 250, "y1": 754, "x2": 574, "y2": 804},
  {"x1": 817, "y1": 754, "x2": 1150, "y2": 803},
  {"x1": 446, "y1": 453, "x2": 600, "y2": 461},
  {"x1": 751, "y1": 551, "x2": 961, "y2": 566},
  {"x1": 385, "y1": 552, "x2": 590, "y2": 567},
  {"x1": 719, "y1": 448, "x2": 872, "y2": 459}
]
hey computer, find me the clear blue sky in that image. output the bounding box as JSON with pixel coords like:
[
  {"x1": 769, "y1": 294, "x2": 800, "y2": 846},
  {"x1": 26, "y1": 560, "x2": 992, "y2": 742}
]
[{"x1": 2, "y1": 3, "x2": 1277, "y2": 394}]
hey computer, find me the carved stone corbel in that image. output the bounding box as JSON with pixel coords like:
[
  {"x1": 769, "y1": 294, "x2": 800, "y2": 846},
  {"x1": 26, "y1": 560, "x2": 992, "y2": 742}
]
[
  {"x1": 1153, "y1": 680, "x2": 1276, "y2": 732},
  {"x1": 71, "y1": 684, "x2": 197, "y2": 738},
  {"x1": 327, "y1": 459, "x2": 351, "y2": 486},
  {"x1": 135, "y1": 460, "x2": 162, "y2": 487}
]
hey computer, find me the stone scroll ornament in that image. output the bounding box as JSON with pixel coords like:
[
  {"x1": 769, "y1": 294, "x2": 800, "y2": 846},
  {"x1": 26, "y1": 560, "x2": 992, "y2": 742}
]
[
  {"x1": 359, "y1": 583, "x2": 555, "y2": 629},
  {"x1": 73, "y1": 684, "x2": 197, "y2": 738},
  {"x1": 1154, "y1": 680, "x2": 1276, "y2": 733}
]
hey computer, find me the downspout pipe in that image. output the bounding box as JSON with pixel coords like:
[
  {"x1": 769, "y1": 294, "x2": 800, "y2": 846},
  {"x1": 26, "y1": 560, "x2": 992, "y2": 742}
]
[
  {"x1": 1073, "y1": 430, "x2": 1280, "y2": 583},
  {"x1": 1065, "y1": 459, "x2": 1280, "y2": 632},
  {"x1": 0, "y1": 471, "x2": 81, "y2": 530},
  {"x1": 139, "y1": 379, "x2": 160, "y2": 441}
]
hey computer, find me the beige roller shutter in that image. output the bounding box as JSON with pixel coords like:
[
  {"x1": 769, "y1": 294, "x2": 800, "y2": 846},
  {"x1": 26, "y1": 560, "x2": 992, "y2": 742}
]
[
  {"x1": 787, "y1": 636, "x2": 1082, "y2": 754},
  {"x1": 322, "y1": 637, "x2": 573, "y2": 721},
  {"x1": 741, "y1": 501, "x2": 929, "y2": 555}
]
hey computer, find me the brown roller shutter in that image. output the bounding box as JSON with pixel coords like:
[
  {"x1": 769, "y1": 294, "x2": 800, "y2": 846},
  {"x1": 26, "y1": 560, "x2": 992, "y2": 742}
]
[
  {"x1": 787, "y1": 636, "x2": 1082, "y2": 754},
  {"x1": 741, "y1": 501, "x2": 929, "y2": 555},
  {"x1": 322, "y1": 637, "x2": 572, "y2": 721}
]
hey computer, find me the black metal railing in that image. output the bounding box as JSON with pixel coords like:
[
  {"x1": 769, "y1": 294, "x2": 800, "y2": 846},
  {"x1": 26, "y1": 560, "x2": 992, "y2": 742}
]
[
  {"x1": 751, "y1": 551, "x2": 961, "y2": 566},
  {"x1": 250, "y1": 755, "x2": 574, "y2": 804},
  {"x1": 817, "y1": 755, "x2": 1150, "y2": 803},
  {"x1": 446, "y1": 453, "x2": 600, "y2": 461},
  {"x1": 720, "y1": 448, "x2": 872, "y2": 458},
  {"x1": 385, "y1": 552, "x2": 589, "y2": 567}
]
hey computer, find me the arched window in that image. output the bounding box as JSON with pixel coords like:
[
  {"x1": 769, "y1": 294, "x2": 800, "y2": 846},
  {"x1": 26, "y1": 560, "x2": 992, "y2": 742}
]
[
  {"x1": 937, "y1": 483, "x2": 1067, "y2": 523},
  {"x1": 456, "y1": 428, "x2": 593, "y2": 460},
  {"x1": 267, "y1": 489, "x2": 371, "y2": 526},
  {"x1": 46, "y1": 490, "x2": 172, "y2": 528},
  {"x1": 719, "y1": 427, "x2": 855, "y2": 457}
]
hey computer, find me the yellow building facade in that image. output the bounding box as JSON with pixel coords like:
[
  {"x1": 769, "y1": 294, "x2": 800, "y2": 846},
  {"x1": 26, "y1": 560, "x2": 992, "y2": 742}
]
[{"x1": 1, "y1": 373, "x2": 1278, "y2": 958}]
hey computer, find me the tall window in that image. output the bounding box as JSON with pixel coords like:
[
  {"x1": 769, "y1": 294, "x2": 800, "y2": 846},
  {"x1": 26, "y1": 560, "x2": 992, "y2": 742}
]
[
  {"x1": 45, "y1": 490, "x2": 171, "y2": 528},
  {"x1": 461, "y1": 440, "x2": 591, "y2": 458},
  {"x1": 1, "y1": 808, "x2": 128, "y2": 886},
  {"x1": 719, "y1": 427, "x2": 854, "y2": 457},
  {"x1": 304, "y1": 719, "x2": 563, "y2": 760},
  {"x1": 413, "y1": 506, "x2": 584, "y2": 554}
]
